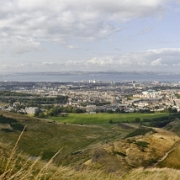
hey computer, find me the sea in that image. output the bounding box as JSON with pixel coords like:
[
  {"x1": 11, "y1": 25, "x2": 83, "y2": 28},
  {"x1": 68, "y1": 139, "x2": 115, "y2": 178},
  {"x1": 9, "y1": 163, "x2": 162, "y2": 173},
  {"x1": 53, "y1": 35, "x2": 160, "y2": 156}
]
[{"x1": 0, "y1": 73, "x2": 180, "y2": 82}]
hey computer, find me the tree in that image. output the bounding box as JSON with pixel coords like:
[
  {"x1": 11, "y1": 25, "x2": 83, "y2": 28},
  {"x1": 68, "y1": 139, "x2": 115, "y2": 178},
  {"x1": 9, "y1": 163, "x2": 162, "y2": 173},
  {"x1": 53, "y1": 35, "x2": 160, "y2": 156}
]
[
  {"x1": 109, "y1": 120, "x2": 113, "y2": 124},
  {"x1": 134, "y1": 118, "x2": 141, "y2": 123}
]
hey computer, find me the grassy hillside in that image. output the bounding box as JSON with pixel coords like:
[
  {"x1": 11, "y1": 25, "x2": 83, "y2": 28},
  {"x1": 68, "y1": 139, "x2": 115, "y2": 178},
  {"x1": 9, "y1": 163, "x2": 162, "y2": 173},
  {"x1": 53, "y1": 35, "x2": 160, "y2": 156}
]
[
  {"x1": 0, "y1": 129, "x2": 180, "y2": 180},
  {"x1": 157, "y1": 120, "x2": 180, "y2": 169},
  {"x1": 1, "y1": 111, "x2": 180, "y2": 179},
  {"x1": 83, "y1": 128, "x2": 179, "y2": 174},
  {"x1": 0, "y1": 111, "x2": 135, "y2": 167},
  {"x1": 48, "y1": 113, "x2": 168, "y2": 126},
  {"x1": 165, "y1": 119, "x2": 180, "y2": 136},
  {"x1": 158, "y1": 144, "x2": 180, "y2": 169},
  {"x1": 0, "y1": 139, "x2": 119, "y2": 180}
]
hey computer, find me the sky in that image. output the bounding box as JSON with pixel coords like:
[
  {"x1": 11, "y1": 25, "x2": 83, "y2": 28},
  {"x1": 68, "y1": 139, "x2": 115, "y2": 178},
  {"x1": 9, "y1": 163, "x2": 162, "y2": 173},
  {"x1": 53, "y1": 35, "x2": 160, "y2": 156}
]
[{"x1": 0, "y1": 0, "x2": 180, "y2": 73}]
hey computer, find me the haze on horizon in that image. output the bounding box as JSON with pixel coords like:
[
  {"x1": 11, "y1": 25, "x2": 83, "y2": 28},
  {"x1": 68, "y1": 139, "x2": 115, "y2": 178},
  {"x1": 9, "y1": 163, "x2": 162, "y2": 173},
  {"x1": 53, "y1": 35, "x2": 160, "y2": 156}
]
[{"x1": 0, "y1": 0, "x2": 180, "y2": 73}]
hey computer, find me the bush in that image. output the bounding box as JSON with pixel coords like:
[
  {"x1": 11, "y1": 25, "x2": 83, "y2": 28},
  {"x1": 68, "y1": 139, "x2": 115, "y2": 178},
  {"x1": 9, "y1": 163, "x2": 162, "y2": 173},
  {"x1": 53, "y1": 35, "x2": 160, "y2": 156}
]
[
  {"x1": 0, "y1": 115, "x2": 17, "y2": 123},
  {"x1": 125, "y1": 128, "x2": 153, "y2": 138},
  {"x1": 1, "y1": 128, "x2": 13, "y2": 132},
  {"x1": 10, "y1": 123, "x2": 25, "y2": 131},
  {"x1": 135, "y1": 141, "x2": 149, "y2": 148},
  {"x1": 109, "y1": 120, "x2": 113, "y2": 124},
  {"x1": 134, "y1": 118, "x2": 141, "y2": 123}
]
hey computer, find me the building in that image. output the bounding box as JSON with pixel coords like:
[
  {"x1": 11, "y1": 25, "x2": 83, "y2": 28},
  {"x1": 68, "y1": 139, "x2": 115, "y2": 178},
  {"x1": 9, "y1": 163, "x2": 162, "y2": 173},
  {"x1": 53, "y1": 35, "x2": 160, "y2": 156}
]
[
  {"x1": 25, "y1": 107, "x2": 39, "y2": 115},
  {"x1": 86, "y1": 105, "x2": 96, "y2": 113}
]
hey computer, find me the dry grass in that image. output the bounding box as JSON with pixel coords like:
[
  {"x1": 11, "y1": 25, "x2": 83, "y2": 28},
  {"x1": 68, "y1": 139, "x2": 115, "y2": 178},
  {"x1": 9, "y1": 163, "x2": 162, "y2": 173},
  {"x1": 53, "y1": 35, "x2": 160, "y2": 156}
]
[
  {"x1": 0, "y1": 130, "x2": 118, "y2": 180},
  {"x1": 1, "y1": 111, "x2": 180, "y2": 179},
  {"x1": 89, "y1": 128, "x2": 180, "y2": 173},
  {"x1": 158, "y1": 144, "x2": 180, "y2": 169},
  {"x1": 120, "y1": 167, "x2": 180, "y2": 180},
  {"x1": 2, "y1": 148, "x2": 180, "y2": 180},
  {"x1": 1, "y1": 128, "x2": 180, "y2": 179},
  {"x1": 0, "y1": 151, "x2": 118, "y2": 180}
]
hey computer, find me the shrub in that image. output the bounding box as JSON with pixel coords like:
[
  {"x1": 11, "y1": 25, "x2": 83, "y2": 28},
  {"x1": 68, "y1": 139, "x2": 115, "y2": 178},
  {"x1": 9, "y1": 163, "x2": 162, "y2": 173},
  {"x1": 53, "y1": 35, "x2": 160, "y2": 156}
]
[
  {"x1": 134, "y1": 118, "x2": 141, "y2": 123},
  {"x1": 10, "y1": 123, "x2": 25, "y2": 131},
  {"x1": 125, "y1": 128, "x2": 153, "y2": 138},
  {"x1": 135, "y1": 141, "x2": 149, "y2": 148}
]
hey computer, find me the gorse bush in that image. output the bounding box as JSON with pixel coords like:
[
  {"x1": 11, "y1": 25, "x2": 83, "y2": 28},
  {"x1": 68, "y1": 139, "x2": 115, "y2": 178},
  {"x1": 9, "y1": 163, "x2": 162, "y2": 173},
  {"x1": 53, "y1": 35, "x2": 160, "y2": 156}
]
[
  {"x1": 0, "y1": 114, "x2": 25, "y2": 132},
  {"x1": 0, "y1": 115, "x2": 17, "y2": 123},
  {"x1": 125, "y1": 128, "x2": 153, "y2": 138},
  {"x1": 135, "y1": 141, "x2": 149, "y2": 148}
]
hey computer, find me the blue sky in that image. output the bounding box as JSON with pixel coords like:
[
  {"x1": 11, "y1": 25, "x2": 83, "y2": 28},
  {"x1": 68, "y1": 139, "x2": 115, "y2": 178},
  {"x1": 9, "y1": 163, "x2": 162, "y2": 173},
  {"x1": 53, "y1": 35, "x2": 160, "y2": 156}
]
[{"x1": 0, "y1": 0, "x2": 180, "y2": 72}]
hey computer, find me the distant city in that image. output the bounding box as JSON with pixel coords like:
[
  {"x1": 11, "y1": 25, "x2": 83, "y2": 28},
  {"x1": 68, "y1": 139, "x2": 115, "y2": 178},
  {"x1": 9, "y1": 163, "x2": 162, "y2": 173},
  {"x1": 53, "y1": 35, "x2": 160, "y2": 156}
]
[{"x1": 0, "y1": 79, "x2": 180, "y2": 115}]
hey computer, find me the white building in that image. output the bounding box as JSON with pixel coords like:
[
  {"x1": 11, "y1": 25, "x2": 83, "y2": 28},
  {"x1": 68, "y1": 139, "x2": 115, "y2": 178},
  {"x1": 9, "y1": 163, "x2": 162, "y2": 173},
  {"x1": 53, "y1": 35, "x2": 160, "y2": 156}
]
[
  {"x1": 25, "y1": 107, "x2": 39, "y2": 115},
  {"x1": 86, "y1": 105, "x2": 96, "y2": 113},
  {"x1": 133, "y1": 90, "x2": 161, "y2": 99}
]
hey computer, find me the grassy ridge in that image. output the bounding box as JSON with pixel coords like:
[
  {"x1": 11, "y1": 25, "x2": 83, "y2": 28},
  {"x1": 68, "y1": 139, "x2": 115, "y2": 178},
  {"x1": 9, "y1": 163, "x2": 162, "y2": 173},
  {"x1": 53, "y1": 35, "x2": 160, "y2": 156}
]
[
  {"x1": 0, "y1": 111, "x2": 180, "y2": 179},
  {"x1": 1, "y1": 132, "x2": 180, "y2": 180},
  {"x1": 0, "y1": 111, "x2": 133, "y2": 167},
  {"x1": 48, "y1": 113, "x2": 168, "y2": 125}
]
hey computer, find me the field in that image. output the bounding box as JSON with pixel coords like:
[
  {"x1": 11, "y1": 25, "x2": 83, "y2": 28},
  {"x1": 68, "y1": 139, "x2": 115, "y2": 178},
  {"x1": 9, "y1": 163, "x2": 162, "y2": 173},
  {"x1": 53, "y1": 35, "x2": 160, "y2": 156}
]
[{"x1": 48, "y1": 112, "x2": 169, "y2": 126}]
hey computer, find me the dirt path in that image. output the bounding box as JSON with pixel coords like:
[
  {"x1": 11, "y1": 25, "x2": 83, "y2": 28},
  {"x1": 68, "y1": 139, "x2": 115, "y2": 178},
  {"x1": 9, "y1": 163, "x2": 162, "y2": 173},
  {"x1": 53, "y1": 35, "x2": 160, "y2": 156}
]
[{"x1": 150, "y1": 140, "x2": 180, "y2": 167}]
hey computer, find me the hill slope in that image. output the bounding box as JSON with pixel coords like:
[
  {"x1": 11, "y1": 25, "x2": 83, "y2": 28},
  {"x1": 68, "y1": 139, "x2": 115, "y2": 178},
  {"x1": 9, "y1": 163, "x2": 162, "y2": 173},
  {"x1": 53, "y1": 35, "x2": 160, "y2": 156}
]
[
  {"x1": 1, "y1": 111, "x2": 180, "y2": 179},
  {"x1": 0, "y1": 111, "x2": 134, "y2": 167},
  {"x1": 84, "y1": 128, "x2": 179, "y2": 174}
]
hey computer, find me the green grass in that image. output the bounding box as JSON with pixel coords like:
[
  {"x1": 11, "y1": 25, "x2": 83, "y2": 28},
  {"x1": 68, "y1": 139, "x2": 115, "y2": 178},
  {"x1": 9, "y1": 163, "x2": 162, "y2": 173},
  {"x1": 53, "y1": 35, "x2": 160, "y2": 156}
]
[
  {"x1": 0, "y1": 111, "x2": 169, "y2": 169},
  {"x1": 0, "y1": 111, "x2": 133, "y2": 167},
  {"x1": 48, "y1": 113, "x2": 168, "y2": 126}
]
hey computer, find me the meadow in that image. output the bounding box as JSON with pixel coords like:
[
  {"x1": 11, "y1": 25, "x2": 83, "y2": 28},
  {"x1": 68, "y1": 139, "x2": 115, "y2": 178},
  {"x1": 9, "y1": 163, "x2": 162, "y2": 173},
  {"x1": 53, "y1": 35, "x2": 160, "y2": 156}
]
[{"x1": 48, "y1": 112, "x2": 169, "y2": 126}]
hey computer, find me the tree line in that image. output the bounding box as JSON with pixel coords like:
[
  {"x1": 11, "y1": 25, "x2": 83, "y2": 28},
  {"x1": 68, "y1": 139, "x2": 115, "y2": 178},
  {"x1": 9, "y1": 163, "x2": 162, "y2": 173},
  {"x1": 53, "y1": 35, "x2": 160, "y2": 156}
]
[
  {"x1": 35, "y1": 105, "x2": 86, "y2": 118},
  {"x1": 0, "y1": 95, "x2": 68, "y2": 106}
]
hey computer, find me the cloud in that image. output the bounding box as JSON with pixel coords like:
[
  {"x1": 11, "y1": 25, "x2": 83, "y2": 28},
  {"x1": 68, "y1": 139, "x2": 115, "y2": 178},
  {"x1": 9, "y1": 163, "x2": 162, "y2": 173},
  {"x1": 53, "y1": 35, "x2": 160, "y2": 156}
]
[
  {"x1": 138, "y1": 27, "x2": 152, "y2": 35},
  {"x1": 150, "y1": 58, "x2": 166, "y2": 66},
  {"x1": 87, "y1": 57, "x2": 114, "y2": 65},
  {"x1": 0, "y1": 63, "x2": 30, "y2": 69},
  {"x1": 9, "y1": 36, "x2": 40, "y2": 54},
  {"x1": 42, "y1": 62, "x2": 58, "y2": 66},
  {"x1": 0, "y1": 47, "x2": 180, "y2": 72},
  {"x1": 87, "y1": 48, "x2": 180, "y2": 70},
  {"x1": 0, "y1": 0, "x2": 171, "y2": 53},
  {"x1": 67, "y1": 45, "x2": 79, "y2": 49}
]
